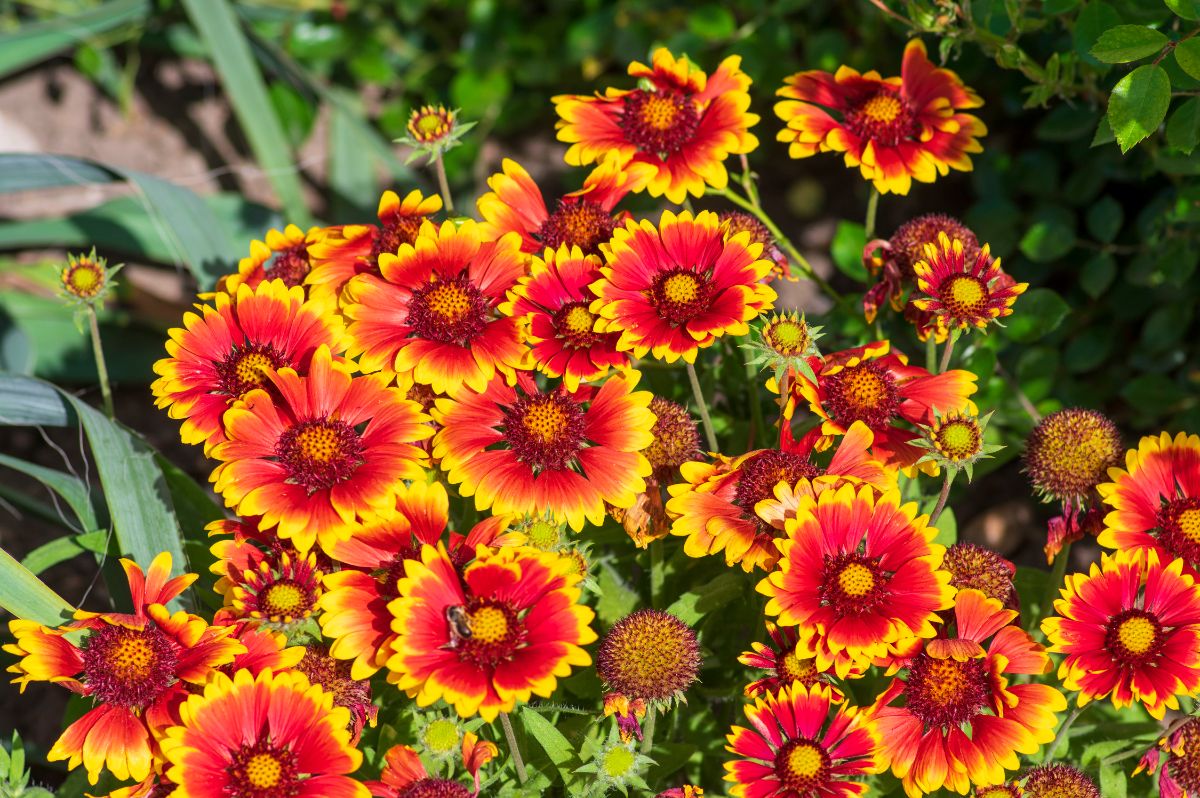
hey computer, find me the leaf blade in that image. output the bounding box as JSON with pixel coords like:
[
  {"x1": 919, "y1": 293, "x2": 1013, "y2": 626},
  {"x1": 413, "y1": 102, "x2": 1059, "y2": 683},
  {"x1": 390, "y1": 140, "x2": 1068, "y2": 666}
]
[
  {"x1": 0, "y1": 548, "x2": 76, "y2": 626},
  {"x1": 1107, "y1": 64, "x2": 1171, "y2": 153},
  {"x1": 1090, "y1": 25, "x2": 1168, "y2": 63}
]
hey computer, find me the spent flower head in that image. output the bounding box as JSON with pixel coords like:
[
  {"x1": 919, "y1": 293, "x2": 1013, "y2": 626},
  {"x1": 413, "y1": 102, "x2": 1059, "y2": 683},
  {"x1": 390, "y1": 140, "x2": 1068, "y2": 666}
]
[
  {"x1": 1024, "y1": 407, "x2": 1122, "y2": 506},
  {"x1": 397, "y1": 104, "x2": 476, "y2": 164}
]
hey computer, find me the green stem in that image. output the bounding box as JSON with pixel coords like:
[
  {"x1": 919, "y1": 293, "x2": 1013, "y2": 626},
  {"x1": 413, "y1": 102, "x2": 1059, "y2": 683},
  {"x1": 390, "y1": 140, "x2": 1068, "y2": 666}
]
[
  {"x1": 739, "y1": 153, "x2": 760, "y2": 208},
  {"x1": 686, "y1": 361, "x2": 718, "y2": 452},
  {"x1": 499, "y1": 712, "x2": 527, "y2": 784},
  {"x1": 649, "y1": 539, "x2": 664, "y2": 609},
  {"x1": 87, "y1": 306, "x2": 115, "y2": 419},
  {"x1": 864, "y1": 187, "x2": 880, "y2": 241},
  {"x1": 640, "y1": 706, "x2": 657, "y2": 754},
  {"x1": 924, "y1": 334, "x2": 937, "y2": 373},
  {"x1": 929, "y1": 469, "x2": 956, "y2": 525},
  {"x1": 709, "y1": 186, "x2": 841, "y2": 301},
  {"x1": 1035, "y1": 541, "x2": 1071, "y2": 635},
  {"x1": 777, "y1": 370, "x2": 790, "y2": 449},
  {"x1": 938, "y1": 330, "x2": 958, "y2": 373},
  {"x1": 743, "y1": 351, "x2": 764, "y2": 450},
  {"x1": 1045, "y1": 704, "x2": 1087, "y2": 763},
  {"x1": 434, "y1": 152, "x2": 454, "y2": 213}
]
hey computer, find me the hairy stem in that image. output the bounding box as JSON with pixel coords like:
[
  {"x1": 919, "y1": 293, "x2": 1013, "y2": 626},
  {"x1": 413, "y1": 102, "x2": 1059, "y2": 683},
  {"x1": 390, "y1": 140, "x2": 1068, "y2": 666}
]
[
  {"x1": 1046, "y1": 705, "x2": 1087, "y2": 763},
  {"x1": 687, "y1": 361, "x2": 719, "y2": 452},
  {"x1": 640, "y1": 706, "x2": 657, "y2": 754},
  {"x1": 87, "y1": 306, "x2": 115, "y2": 419},
  {"x1": 499, "y1": 712, "x2": 527, "y2": 784},
  {"x1": 939, "y1": 331, "x2": 958, "y2": 373},
  {"x1": 434, "y1": 152, "x2": 454, "y2": 213},
  {"x1": 929, "y1": 469, "x2": 956, "y2": 525}
]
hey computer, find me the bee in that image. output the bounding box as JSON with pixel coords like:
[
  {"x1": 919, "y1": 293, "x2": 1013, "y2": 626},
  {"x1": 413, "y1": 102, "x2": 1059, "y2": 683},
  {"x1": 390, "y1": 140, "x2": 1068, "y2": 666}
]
[{"x1": 442, "y1": 605, "x2": 473, "y2": 649}]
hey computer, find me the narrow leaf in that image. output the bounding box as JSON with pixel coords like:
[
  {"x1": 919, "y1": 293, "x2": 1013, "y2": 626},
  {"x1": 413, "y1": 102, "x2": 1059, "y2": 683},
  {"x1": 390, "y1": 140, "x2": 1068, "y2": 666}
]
[
  {"x1": 0, "y1": 548, "x2": 75, "y2": 626},
  {"x1": 1090, "y1": 25, "x2": 1168, "y2": 63},
  {"x1": 0, "y1": 0, "x2": 149, "y2": 80},
  {"x1": 21, "y1": 531, "x2": 113, "y2": 576},
  {"x1": 0, "y1": 375, "x2": 73, "y2": 427},
  {"x1": 1107, "y1": 64, "x2": 1171, "y2": 153},
  {"x1": 0, "y1": 453, "x2": 100, "y2": 531},
  {"x1": 520, "y1": 707, "x2": 575, "y2": 768}
]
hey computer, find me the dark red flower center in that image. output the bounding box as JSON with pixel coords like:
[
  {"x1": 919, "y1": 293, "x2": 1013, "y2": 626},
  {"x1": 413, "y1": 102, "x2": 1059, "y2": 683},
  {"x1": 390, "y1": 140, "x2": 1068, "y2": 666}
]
[
  {"x1": 553, "y1": 301, "x2": 601, "y2": 349},
  {"x1": 1156, "y1": 496, "x2": 1200, "y2": 570},
  {"x1": 1168, "y1": 720, "x2": 1200, "y2": 795},
  {"x1": 775, "y1": 650, "x2": 821, "y2": 688},
  {"x1": 1104, "y1": 608, "x2": 1165, "y2": 667},
  {"x1": 537, "y1": 199, "x2": 617, "y2": 255},
  {"x1": 264, "y1": 245, "x2": 311, "y2": 287},
  {"x1": 903, "y1": 652, "x2": 990, "y2": 729},
  {"x1": 938, "y1": 274, "x2": 990, "y2": 320},
  {"x1": 276, "y1": 418, "x2": 365, "y2": 494},
  {"x1": 453, "y1": 597, "x2": 527, "y2": 668},
  {"x1": 733, "y1": 450, "x2": 821, "y2": 516},
  {"x1": 502, "y1": 391, "x2": 586, "y2": 472},
  {"x1": 619, "y1": 89, "x2": 700, "y2": 155},
  {"x1": 649, "y1": 268, "x2": 713, "y2": 326},
  {"x1": 406, "y1": 272, "x2": 490, "y2": 344},
  {"x1": 819, "y1": 552, "x2": 891, "y2": 616},
  {"x1": 822, "y1": 361, "x2": 901, "y2": 429},
  {"x1": 372, "y1": 215, "x2": 429, "y2": 264},
  {"x1": 82, "y1": 623, "x2": 178, "y2": 708},
  {"x1": 217, "y1": 343, "x2": 289, "y2": 398},
  {"x1": 773, "y1": 738, "x2": 831, "y2": 793},
  {"x1": 399, "y1": 779, "x2": 472, "y2": 798},
  {"x1": 227, "y1": 738, "x2": 300, "y2": 798},
  {"x1": 844, "y1": 90, "x2": 918, "y2": 147}
]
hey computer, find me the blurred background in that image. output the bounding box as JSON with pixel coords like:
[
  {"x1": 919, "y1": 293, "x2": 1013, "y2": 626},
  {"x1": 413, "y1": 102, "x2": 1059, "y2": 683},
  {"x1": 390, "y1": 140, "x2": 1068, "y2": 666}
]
[{"x1": 1, "y1": 0, "x2": 1197, "y2": 772}]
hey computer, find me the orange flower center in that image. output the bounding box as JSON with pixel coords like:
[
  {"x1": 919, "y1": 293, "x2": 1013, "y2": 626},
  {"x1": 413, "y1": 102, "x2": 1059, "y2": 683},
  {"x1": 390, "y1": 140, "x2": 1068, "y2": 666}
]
[
  {"x1": 537, "y1": 198, "x2": 617, "y2": 254},
  {"x1": 774, "y1": 739, "x2": 831, "y2": 793},
  {"x1": 407, "y1": 272, "x2": 488, "y2": 344},
  {"x1": 935, "y1": 417, "x2": 982, "y2": 461},
  {"x1": 264, "y1": 245, "x2": 310, "y2": 287},
  {"x1": 553, "y1": 301, "x2": 601, "y2": 349},
  {"x1": 82, "y1": 624, "x2": 178, "y2": 707},
  {"x1": 454, "y1": 598, "x2": 526, "y2": 667},
  {"x1": 595, "y1": 608, "x2": 702, "y2": 701},
  {"x1": 502, "y1": 391, "x2": 586, "y2": 472},
  {"x1": 820, "y1": 553, "x2": 891, "y2": 616},
  {"x1": 276, "y1": 418, "x2": 365, "y2": 493},
  {"x1": 650, "y1": 268, "x2": 712, "y2": 325},
  {"x1": 837, "y1": 562, "x2": 876, "y2": 597},
  {"x1": 823, "y1": 361, "x2": 901, "y2": 429},
  {"x1": 373, "y1": 214, "x2": 429, "y2": 262},
  {"x1": 861, "y1": 94, "x2": 903, "y2": 124},
  {"x1": 258, "y1": 579, "x2": 314, "y2": 619},
  {"x1": 66, "y1": 262, "x2": 103, "y2": 296},
  {"x1": 939, "y1": 274, "x2": 990, "y2": 320},
  {"x1": 846, "y1": 90, "x2": 916, "y2": 147},
  {"x1": 777, "y1": 650, "x2": 819, "y2": 685},
  {"x1": 1105, "y1": 608, "x2": 1164, "y2": 665},
  {"x1": 228, "y1": 740, "x2": 298, "y2": 796},
  {"x1": 903, "y1": 652, "x2": 990, "y2": 729},
  {"x1": 245, "y1": 753, "x2": 282, "y2": 789},
  {"x1": 1155, "y1": 497, "x2": 1200, "y2": 569},
  {"x1": 468, "y1": 605, "x2": 511, "y2": 644},
  {"x1": 218, "y1": 343, "x2": 288, "y2": 398},
  {"x1": 619, "y1": 89, "x2": 700, "y2": 155}
]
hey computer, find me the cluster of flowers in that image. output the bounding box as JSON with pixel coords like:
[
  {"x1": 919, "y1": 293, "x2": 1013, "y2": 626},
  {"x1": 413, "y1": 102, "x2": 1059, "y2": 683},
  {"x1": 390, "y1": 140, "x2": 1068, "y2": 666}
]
[{"x1": 8, "y1": 38, "x2": 1200, "y2": 798}]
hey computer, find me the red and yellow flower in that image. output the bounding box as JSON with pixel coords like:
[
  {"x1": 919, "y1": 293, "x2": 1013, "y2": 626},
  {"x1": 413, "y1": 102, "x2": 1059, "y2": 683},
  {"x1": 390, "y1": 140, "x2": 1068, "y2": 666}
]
[
  {"x1": 218, "y1": 544, "x2": 326, "y2": 627},
  {"x1": 1136, "y1": 717, "x2": 1200, "y2": 798},
  {"x1": 342, "y1": 220, "x2": 527, "y2": 396},
  {"x1": 210, "y1": 345, "x2": 432, "y2": 553},
  {"x1": 1041, "y1": 549, "x2": 1200, "y2": 719},
  {"x1": 432, "y1": 371, "x2": 655, "y2": 531},
  {"x1": 217, "y1": 224, "x2": 321, "y2": 294},
  {"x1": 307, "y1": 189, "x2": 442, "y2": 304},
  {"x1": 151, "y1": 279, "x2": 343, "y2": 452},
  {"x1": 724, "y1": 683, "x2": 876, "y2": 798},
  {"x1": 863, "y1": 214, "x2": 981, "y2": 326},
  {"x1": 592, "y1": 210, "x2": 776, "y2": 364},
  {"x1": 368, "y1": 735, "x2": 497, "y2": 798},
  {"x1": 738, "y1": 621, "x2": 842, "y2": 701},
  {"x1": 3, "y1": 553, "x2": 243, "y2": 785},
  {"x1": 758, "y1": 483, "x2": 955, "y2": 676},
  {"x1": 554, "y1": 48, "x2": 759, "y2": 203},
  {"x1": 784, "y1": 340, "x2": 977, "y2": 473},
  {"x1": 667, "y1": 420, "x2": 893, "y2": 572},
  {"x1": 872, "y1": 590, "x2": 1063, "y2": 797},
  {"x1": 775, "y1": 39, "x2": 986, "y2": 195},
  {"x1": 318, "y1": 480, "x2": 511, "y2": 679},
  {"x1": 910, "y1": 232, "x2": 1026, "y2": 332},
  {"x1": 1097, "y1": 431, "x2": 1200, "y2": 575},
  {"x1": 499, "y1": 244, "x2": 630, "y2": 391},
  {"x1": 385, "y1": 543, "x2": 596, "y2": 721},
  {"x1": 477, "y1": 156, "x2": 649, "y2": 255},
  {"x1": 159, "y1": 668, "x2": 367, "y2": 798}
]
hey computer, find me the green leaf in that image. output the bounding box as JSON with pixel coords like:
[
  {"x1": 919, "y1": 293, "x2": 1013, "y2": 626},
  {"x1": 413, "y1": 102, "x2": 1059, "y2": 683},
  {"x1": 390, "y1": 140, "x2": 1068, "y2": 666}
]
[
  {"x1": 687, "y1": 5, "x2": 736, "y2": 39},
  {"x1": 1107, "y1": 64, "x2": 1171, "y2": 153},
  {"x1": 0, "y1": 453, "x2": 100, "y2": 532},
  {"x1": 830, "y1": 221, "x2": 868, "y2": 282},
  {"x1": 1081, "y1": 253, "x2": 1118, "y2": 298},
  {"x1": 22, "y1": 531, "x2": 114, "y2": 576},
  {"x1": 1166, "y1": 96, "x2": 1200, "y2": 152},
  {"x1": 180, "y1": 0, "x2": 312, "y2": 226},
  {"x1": 1086, "y1": 196, "x2": 1124, "y2": 242},
  {"x1": 1001, "y1": 288, "x2": 1071, "y2": 343},
  {"x1": 665, "y1": 571, "x2": 744, "y2": 625},
  {"x1": 0, "y1": 0, "x2": 149, "y2": 80},
  {"x1": 1175, "y1": 38, "x2": 1200, "y2": 79},
  {"x1": 1166, "y1": 0, "x2": 1200, "y2": 19},
  {"x1": 1091, "y1": 25, "x2": 1169, "y2": 63},
  {"x1": 1019, "y1": 219, "x2": 1076, "y2": 262},
  {"x1": 1099, "y1": 764, "x2": 1128, "y2": 798},
  {"x1": 0, "y1": 374, "x2": 73, "y2": 426},
  {"x1": 0, "y1": 547, "x2": 75, "y2": 626},
  {"x1": 328, "y1": 91, "x2": 378, "y2": 223},
  {"x1": 595, "y1": 563, "x2": 640, "y2": 625}
]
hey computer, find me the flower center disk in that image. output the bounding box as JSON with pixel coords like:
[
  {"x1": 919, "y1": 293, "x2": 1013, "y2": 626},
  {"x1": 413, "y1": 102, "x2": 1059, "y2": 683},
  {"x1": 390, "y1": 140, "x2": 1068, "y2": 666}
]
[
  {"x1": 940, "y1": 274, "x2": 989, "y2": 319},
  {"x1": 846, "y1": 90, "x2": 916, "y2": 147},
  {"x1": 904, "y1": 652, "x2": 990, "y2": 729},
  {"x1": 650, "y1": 268, "x2": 712, "y2": 326},
  {"x1": 218, "y1": 343, "x2": 287, "y2": 398},
  {"x1": 406, "y1": 273, "x2": 489, "y2": 344},
  {"x1": 258, "y1": 579, "x2": 314, "y2": 618},
  {"x1": 228, "y1": 739, "x2": 298, "y2": 797},
  {"x1": 823, "y1": 362, "x2": 900, "y2": 429},
  {"x1": 536, "y1": 199, "x2": 616, "y2": 254},
  {"x1": 1105, "y1": 608, "x2": 1164, "y2": 665},
  {"x1": 1157, "y1": 497, "x2": 1200, "y2": 568},
  {"x1": 774, "y1": 739, "x2": 831, "y2": 793},
  {"x1": 82, "y1": 624, "x2": 178, "y2": 708},
  {"x1": 276, "y1": 418, "x2": 365, "y2": 493},
  {"x1": 265, "y1": 246, "x2": 310, "y2": 287},
  {"x1": 553, "y1": 302, "x2": 600, "y2": 348},
  {"x1": 620, "y1": 90, "x2": 700, "y2": 155},
  {"x1": 501, "y1": 392, "x2": 586, "y2": 472},
  {"x1": 820, "y1": 553, "x2": 890, "y2": 615},
  {"x1": 454, "y1": 599, "x2": 526, "y2": 667}
]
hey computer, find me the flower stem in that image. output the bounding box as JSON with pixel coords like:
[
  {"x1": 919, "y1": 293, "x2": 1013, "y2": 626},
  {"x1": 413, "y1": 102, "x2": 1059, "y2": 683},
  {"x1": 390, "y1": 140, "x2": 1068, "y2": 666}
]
[
  {"x1": 739, "y1": 153, "x2": 760, "y2": 208},
  {"x1": 864, "y1": 187, "x2": 880, "y2": 241},
  {"x1": 938, "y1": 330, "x2": 958, "y2": 373},
  {"x1": 777, "y1": 371, "x2": 791, "y2": 449},
  {"x1": 1035, "y1": 541, "x2": 1071, "y2": 636},
  {"x1": 434, "y1": 152, "x2": 454, "y2": 213},
  {"x1": 742, "y1": 350, "x2": 765, "y2": 450},
  {"x1": 929, "y1": 469, "x2": 956, "y2": 525},
  {"x1": 499, "y1": 712, "x2": 527, "y2": 784},
  {"x1": 1045, "y1": 704, "x2": 1087, "y2": 763},
  {"x1": 708, "y1": 186, "x2": 841, "y2": 301},
  {"x1": 924, "y1": 334, "x2": 937, "y2": 373},
  {"x1": 640, "y1": 705, "x2": 657, "y2": 754},
  {"x1": 686, "y1": 361, "x2": 719, "y2": 452},
  {"x1": 86, "y1": 306, "x2": 115, "y2": 419},
  {"x1": 649, "y1": 538, "x2": 664, "y2": 609}
]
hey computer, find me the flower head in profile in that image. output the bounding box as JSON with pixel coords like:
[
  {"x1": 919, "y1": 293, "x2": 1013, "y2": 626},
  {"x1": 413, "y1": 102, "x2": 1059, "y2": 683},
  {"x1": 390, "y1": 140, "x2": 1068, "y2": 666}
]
[
  {"x1": 478, "y1": 156, "x2": 648, "y2": 255},
  {"x1": 307, "y1": 189, "x2": 442, "y2": 303},
  {"x1": 159, "y1": 668, "x2": 367, "y2": 798},
  {"x1": 152, "y1": 280, "x2": 344, "y2": 453},
  {"x1": 1136, "y1": 717, "x2": 1200, "y2": 798},
  {"x1": 1097, "y1": 431, "x2": 1200, "y2": 576},
  {"x1": 555, "y1": 48, "x2": 758, "y2": 203},
  {"x1": 499, "y1": 244, "x2": 630, "y2": 391},
  {"x1": 210, "y1": 345, "x2": 432, "y2": 553},
  {"x1": 758, "y1": 484, "x2": 955, "y2": 677},
  {"x1": 592, "y1": 209, "x2": 777, "y2": 364},
  {"x1": 911, "y1": 232, "x2": 1026, "y2": 333},
  {"x1": 342, "y1": 220, "x2": 527, "y2": 396},
  {"x1": 873, "y1": 590, "x2": 1065, "y2": 797},
  {"x1": 386, "y1": 544, "x2": 596, "y2": 721},
  {"x1": 776, "y1": 39, "x2": 985, "y2": 195},
  {"x1": 724, "y1": 683, "x2": 876, "y2": 798},
  {"x1": 3, "y1": 553, "x2": 243, "y2": 785},
  {"x1": 218, "y1": 224, "x2": 321, "y2": 294},
  {"x1": 433, "y1": 371, "x2": 654, "y2": 531},
  {"x1": 1041, "y1": 549, "x2": 1200, "y2": 719}
]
